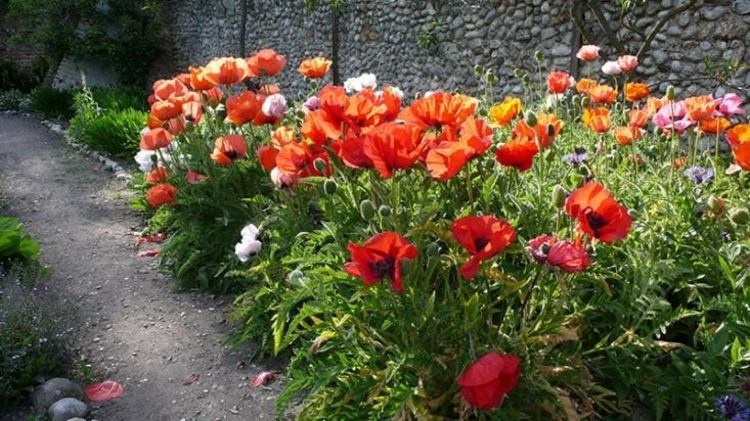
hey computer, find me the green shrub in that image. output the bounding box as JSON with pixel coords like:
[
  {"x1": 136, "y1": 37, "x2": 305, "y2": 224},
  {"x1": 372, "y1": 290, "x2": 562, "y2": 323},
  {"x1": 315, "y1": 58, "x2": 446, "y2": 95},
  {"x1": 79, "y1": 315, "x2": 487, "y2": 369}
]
[
  {"x1": 0, "y1": 89, "x2": 29, "y2": 112},
  {"x1": 0, "y1": 57, "x2": 47, "y2": 92},
  {"x1": 29, "y1": 86, "x2": 74, "y2": 119},
  {"x1": 0, "y1": 216, "x2": 40, "y2": 262},
  {"x1": 0, "y1": 264, "x2": 72, "y2": 407},
  {"x1": 91, "y1": 86, "x2": 147, "y2": 112},
  {"x1": 78, "y1": 108, "x2": 147, "y2": 157}
]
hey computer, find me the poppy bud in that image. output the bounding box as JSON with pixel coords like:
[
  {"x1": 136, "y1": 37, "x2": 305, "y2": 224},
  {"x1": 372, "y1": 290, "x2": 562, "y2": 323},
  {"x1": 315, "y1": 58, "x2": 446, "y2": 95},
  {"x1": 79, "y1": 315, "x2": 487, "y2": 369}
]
[
  {"x1": 287, "y1": 269, "x2": 305, "y2": 286},
  {"x1": 552, "y1": 184, "x2": 567, "y2": 208},
  {"x1": 525, "y1": 111, "x2": 537, "y2": 126},
  {"x1": 707, "y1": 195, "x2": 724, "y2": 214},
  {"x1": 521, "y1": 74, "x2": 531, "y2": 86},
  {"x1": 313, "y1": 157, "x2": 327, "y2": 173},
  {"x1": 729, "y1": 207, "x2": 750, "y2": 225},
  {"x1": 359, "y1": 199, "x2": 376, "y2": 219},
  {"x1": 534, "y1": 50, "x2": 544, "y2": 62},
  {"x1": 323, "y1": 179, "x2": 338, "y2": 195},
  {"x1": 514, "y1": 68, "x2": 525, "y2": 79},
  {"x1": 627, "y1": 208, "x2": 637, "y2": 219},
  {"x1": 486, "y1": 71, "x2": 496, "y2": 84},
  {"x1": 581, "y1": 96, "x2": 591, "y2": 108},
  {"x1": 666, "y1": 85, "x2": 676, "y2": 101},
  {"x1": 474, "y1": 65, "x2": 484, "y2": 75},
  {"x1": 568, "y1": 172, "x2": 584, "y2": 188},
  {"x1": 378, "y1": 204, "x2": 391, "y2": 217}
]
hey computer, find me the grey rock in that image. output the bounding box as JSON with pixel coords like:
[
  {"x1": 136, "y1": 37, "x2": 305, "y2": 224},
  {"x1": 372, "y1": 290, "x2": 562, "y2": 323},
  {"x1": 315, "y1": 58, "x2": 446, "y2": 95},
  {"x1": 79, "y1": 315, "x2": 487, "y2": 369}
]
[
  {"x1": 33, "y1": 378, "x2": 84, "y2": 412},
  {"x1": 735, "y1": 0, "x2": 750, "y2": 15},
  {"x1": 701, "y1": 6, "x2": 726, "y2": 21},
  {"x1": 48, "y1": 398, "x2": 88, "y2": 421}
]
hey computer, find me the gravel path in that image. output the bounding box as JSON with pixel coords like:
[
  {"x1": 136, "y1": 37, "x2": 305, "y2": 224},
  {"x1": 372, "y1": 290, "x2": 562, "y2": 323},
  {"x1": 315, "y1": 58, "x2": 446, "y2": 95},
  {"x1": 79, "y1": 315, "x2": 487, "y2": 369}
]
[{"x1": 0, "y1": 114, "x2": 279, "y2": 420}]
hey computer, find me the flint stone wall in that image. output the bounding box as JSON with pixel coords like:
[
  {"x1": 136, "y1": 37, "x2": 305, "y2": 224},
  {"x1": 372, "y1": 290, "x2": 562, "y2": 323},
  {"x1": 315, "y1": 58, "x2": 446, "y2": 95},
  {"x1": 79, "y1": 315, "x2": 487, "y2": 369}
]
[{"x1": 162, "y1": 0, "x2": 750, "y2": 97}]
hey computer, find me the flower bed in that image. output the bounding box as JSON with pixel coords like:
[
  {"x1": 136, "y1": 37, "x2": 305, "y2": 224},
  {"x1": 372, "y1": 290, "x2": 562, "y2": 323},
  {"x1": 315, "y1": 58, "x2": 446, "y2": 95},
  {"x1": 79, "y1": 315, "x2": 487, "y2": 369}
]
[{"x1": 131, "y1": 47, "x2": 750, "y2": 419}]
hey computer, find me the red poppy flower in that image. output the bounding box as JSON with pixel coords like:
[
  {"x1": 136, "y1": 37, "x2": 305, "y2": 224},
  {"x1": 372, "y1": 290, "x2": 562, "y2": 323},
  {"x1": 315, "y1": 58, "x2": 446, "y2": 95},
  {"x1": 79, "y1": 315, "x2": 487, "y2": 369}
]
[
  {"x1": 257, "y1": 145, "x2": 279, "y2": 171},
  {"x1": 425, "y1": 141, "x2": 474, "y2": 181},
  {"x1": 458, "y1": 352, "x2": 520, "y2": 409},
  {"x1": 298, "y1": 57, "x2": 332, "y2": 79},
  {"x1": 275, "y1": 142, "x2": 331, "y2": 177},
  {"x1": 182, "y1": 101, "x2": 203, "y2": 124},
  {"x1": 204, "y1": 86, "x2": 224, "y2": 104},
  {"x1": 247, "y1": 49, "x2": 286, "y2": 77},
  {"x1": 362, "y1": 123, "x2": 426, "y2": 179},
  {"x1": 146, "y1": 166, "x2": 168, "y2": 184},
  {"x1": 546, "y1": 71, "x2": 574, "y2": 94},
  {"x1": 152, "y1": 78, "x2": 189, "y2": 101},
  {"x1": 139, "y1": 128, "x2": 172, "y2": 150},
  {"x1": 528, "y1": 234, "x2": 591, "y2": 273},
  {"x1": 565, "y1": 183, "x2": 632, "y2": 243},
  {"x1": 211, "y1": 135, "x2": 248, "y2": 166},
  {"x1": 146, "y1": 183, "x2": 177, "y2": 208},
  {"x1": 451, "y1": 215, "x2": 517, "y2": 280},
  {"x1": 301, "y1": 109, "x2": 342, "y2": 146},
  {"x1": 332, "y1": 131, "x2": 374, "y2": 169},
  {"x1": 344, "y1": 232, "x2": 418, "y2": 293},
  {"x1": 226, "y1": 91, "x2": 261, "y2": 125},
  {"x1": 203, "y1": 57, "x2": 251, "y2": 86},
  {"x1": 495, "y1": 137, "x2": 538, "y2": 172}
]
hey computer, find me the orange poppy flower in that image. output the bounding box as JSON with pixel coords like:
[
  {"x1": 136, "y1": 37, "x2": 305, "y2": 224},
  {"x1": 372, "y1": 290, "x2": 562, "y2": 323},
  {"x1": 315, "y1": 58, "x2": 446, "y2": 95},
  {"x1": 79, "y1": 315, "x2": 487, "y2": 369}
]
[
  {"x1": 150, "y1": 100, "x2": 182, "y2": 121},
  {"x1": 146, "y1": 183, "x2": 177, "y2": 208},
  {"x1": 399, "y1": 92, "x2": 478, "y2": 139},
  {"x1": 512, "y1": 114, "x2": 563, "y2": 149},
  {"x1": 140, "y1": 128, "x2": 172, "y2": 150},
  {"x1": 298, "y1": 57, "x2": 332, "y2": 79},
  {"x1": 152, "y1": 78, "x2": 189, "y2": 101},
  {"x1": 588, "y1": 85, "x2": 617, "y2": 105},
  {"x1": 699, "y1": 117, "x2": 730, "y2": 134},
  {"x1": 733, "y1": 141, "x2": 750, "y2": 170},
  {"x1": 344, "y1": 92, "x2": 388, "y2": 128},
  {"x1": 451, "y1": 215, "x2": 517, "y2": 280},
  {"x1": 613, "y1": 126, "x2": 643, "y2": 145},
  {"x1": 546, "y1": 71, "x2": 574, "y2": 94},
  {"x1": 425, "y1": 141, "x2": 474, "y2": 181},
  {"x1": 182, "y1": 101, "x2": 203, "y2": 123},
  {"x1": 225, "y1": 91, "x2": 261, "y2": 125},
  {"x1": 275, "y1": 142, "x2": 331, "y2": 177},
  {"x1": 565, "y1": 182, "x2": 632, "y2": 243},
  {"x1": 646, "y1": 96, "x2": 668, "y2": 116},
  {"x1": 203, "y1": 57, "x2": 251, "y2": 86},
  {"x1": 684, "y1": 95, "x2": 717, "y2": 122},
  {"x1": 582, "y1": 108, "x2": 611, "y2": 133},
  {"x1": 247, "y1": 49, "x2": 286, "y2": 77},
  {"x1": 362, "y1": 123, "x2": 426, "y2": 179},
  {"x1": 203, "y1": 86, "x2": 224, "y2": 104},
  {"x1": 624, "y1": 82, "x2": 650, "y2": 102},
  {"x1": 344, "y1": 232, "x2": 418, "y2": 293},
  {"x1": 301, "y1": 109, "x2": 342, "y2": 146},
  {"x1": 628, "y1": 108, "x2": 649, "y2": 128},
  {"x1": 673, "y1": 156, "x2": 688, "y2": 169},
  {"x1": 189, "y1": 66, "x2": 215, "y2": 91},
  {"x1": 211, "y1": 135, "x2": 248, "y2": 166},
  {"x1": 575, "y1": 78, "x2": 598, "y2": 94},
  {"x1": 164, "y1": 116, "x2": 186, "y2": 135},
  {"x1": 258, "y1": 84, "x2": 281, "y2": 96},
  {"x1": 495, "y1": 137, "x2": 539, "y2": 172},
  {"x1": 488, "y1": 97, "x2": 522, "y2": 127},
  {"x1": 375, "y1": 86, "x2": 403, "y2": 121},
  {"x1": 726, "y1": 124, "x2": 750, "y2": 147},
  {"x1": 146, "y1": 167, "x2": 169, "y2": 184}
]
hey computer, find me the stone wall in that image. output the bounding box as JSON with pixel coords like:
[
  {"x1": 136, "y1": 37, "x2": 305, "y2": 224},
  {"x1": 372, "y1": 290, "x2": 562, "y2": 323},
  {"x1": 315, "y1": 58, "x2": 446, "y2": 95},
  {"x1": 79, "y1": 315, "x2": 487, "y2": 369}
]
[{"x1": 162, "y1": 0, "x2": 750, "y2": 97}]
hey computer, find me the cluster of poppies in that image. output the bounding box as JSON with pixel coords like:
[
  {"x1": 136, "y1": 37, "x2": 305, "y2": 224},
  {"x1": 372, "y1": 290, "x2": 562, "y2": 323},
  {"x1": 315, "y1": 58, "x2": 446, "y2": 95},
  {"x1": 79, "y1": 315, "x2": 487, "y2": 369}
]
[{"x1": 134, "y1": 43, "x2": 748, "y2": 412}]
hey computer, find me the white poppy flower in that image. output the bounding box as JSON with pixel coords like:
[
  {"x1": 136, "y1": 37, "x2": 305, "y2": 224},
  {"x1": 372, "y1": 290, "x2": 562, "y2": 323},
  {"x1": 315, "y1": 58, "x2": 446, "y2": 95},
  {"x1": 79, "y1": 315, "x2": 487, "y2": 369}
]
[{"x1": 601, "y1": 61, "x2": 623, "y2": 75}]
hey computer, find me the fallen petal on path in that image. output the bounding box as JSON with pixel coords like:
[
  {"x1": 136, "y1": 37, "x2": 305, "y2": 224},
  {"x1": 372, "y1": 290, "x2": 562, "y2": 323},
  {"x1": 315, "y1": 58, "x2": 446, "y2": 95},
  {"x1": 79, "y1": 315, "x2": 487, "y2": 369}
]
[
  {"x1": 250, "y1": 372, "x2": 276, "y2": 388},
  {"x1": 84, "y1": 380, "x2": 124, "y2": 402}
]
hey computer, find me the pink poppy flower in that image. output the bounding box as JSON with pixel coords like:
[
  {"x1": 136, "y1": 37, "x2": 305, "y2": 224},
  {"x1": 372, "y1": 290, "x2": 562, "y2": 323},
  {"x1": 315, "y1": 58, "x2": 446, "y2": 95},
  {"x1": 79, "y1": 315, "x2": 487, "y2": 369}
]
[
  {"x1": 576, "y1": 45, "x2": 600, "y2": 62},
  {"x1": 716, "y1": 93, "x2": 745, "y2": 118},
  {"x1": 617, "y1": 55, "x2": 639, "y2": 72}
]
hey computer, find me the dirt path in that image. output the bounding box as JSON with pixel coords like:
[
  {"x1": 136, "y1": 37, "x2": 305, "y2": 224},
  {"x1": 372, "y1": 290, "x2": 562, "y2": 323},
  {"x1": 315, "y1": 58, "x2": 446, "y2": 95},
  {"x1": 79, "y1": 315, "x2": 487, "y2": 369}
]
[{"x1": 0, "y1": 114, "x2": 280, "y2": 420}]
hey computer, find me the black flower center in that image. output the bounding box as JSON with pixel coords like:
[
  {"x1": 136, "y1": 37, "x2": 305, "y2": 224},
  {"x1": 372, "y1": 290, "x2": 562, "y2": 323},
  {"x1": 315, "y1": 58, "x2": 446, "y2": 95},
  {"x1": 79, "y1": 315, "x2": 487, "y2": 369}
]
[
  {"x1": 585, "y1": 209, "x2": 608, "y2": 234},
  {"x1": 369, "y1": 257, "x2": 395, "y2": 279},
  {"x1": 226, "y1": 150, "x2": 238, "y2": 160},
  {"x1": 474, "y1": 237, "x2": 490, "y2": 252}
]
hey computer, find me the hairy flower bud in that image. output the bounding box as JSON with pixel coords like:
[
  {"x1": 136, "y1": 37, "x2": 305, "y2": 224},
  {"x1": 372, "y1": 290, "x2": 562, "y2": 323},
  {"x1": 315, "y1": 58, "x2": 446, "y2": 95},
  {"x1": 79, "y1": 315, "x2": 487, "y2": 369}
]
[
  {"x1": 666, "y1": 85, "x2": 676, "y2": 101},
  {"x1": 552, "y1": 184, "x2": 567, "y2": 208},
  {"x1": 378, "y1": 204, "x2": 392, "y2": 217},
  {"x1": 525, "y1": 111, "x2": 537, "y2": 126},
  {"x1": 534, "y1": 50, "x2": 544, "y2": 62},
  {"x1": 323, "y1": 179, "x2": 338, "y2": 195},
  {"x1": 313, "y1": 157, "x2": 327, "y2": 173},
  {"x1": 707, "y1": 195, "x2": 725, "y2": 215},
  {"x1": 359, "y1": 199, "x2": 376, "y2": 219},
  {"x1": 729, "y1": 207, "x2": 749, "y2": 225}
]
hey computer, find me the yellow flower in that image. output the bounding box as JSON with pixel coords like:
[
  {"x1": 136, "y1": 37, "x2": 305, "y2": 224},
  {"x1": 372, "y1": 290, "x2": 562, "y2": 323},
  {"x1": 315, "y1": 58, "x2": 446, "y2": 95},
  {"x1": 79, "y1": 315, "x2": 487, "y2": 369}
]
[{"x1": 488, "y1": 97, "x2": 522, "y2": 127}]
